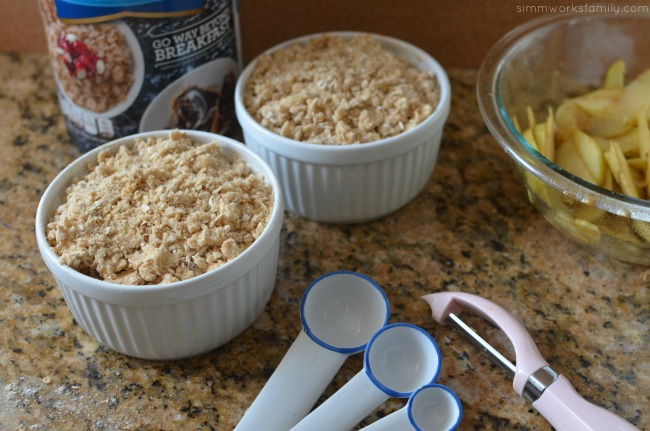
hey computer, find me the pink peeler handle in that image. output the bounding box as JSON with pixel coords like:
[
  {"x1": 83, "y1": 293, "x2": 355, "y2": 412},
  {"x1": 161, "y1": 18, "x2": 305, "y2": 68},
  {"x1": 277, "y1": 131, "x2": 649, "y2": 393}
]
[
  {"x1": 422, "y1": 292, "x2": 639, "y2": 431},
  {"x1": 534, "y1": 375, "x2": 639, "y2": 431}
]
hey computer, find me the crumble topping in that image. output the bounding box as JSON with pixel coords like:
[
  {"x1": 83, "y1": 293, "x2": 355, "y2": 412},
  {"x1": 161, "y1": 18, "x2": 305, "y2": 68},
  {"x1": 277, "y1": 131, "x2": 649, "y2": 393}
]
[
  {"x1": 244, "y1": 34, "x2": 440, "y2": 145},
  {"x1": 46, "y1": 130, "x2": 273, "y2": 285}
]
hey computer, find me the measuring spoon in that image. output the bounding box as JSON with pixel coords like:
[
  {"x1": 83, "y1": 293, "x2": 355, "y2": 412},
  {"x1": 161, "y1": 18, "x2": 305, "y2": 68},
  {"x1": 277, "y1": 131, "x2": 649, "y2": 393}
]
[
  {"x1": 360, "y1": 384, "x2": 462, "y2": 431},
  {"x1": 290, "y1": 323, "x2": 442, "y2": 431},
  {"x1": 234, "y1": 271, "x2": 389, "y2": 431}
]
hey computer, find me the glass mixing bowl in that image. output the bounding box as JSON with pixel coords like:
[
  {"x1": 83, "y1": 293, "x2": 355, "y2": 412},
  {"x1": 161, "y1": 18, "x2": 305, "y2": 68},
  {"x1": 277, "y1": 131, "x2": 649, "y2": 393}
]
[{"x1": 477, "y1": 10, "x2": 650, "y2": 265}]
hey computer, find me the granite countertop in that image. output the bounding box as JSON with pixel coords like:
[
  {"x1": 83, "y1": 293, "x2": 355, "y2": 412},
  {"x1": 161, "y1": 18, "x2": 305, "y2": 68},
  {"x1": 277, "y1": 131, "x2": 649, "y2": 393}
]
[{"x1": 0, "y1": 52, "x2": 648, "y2": 431}]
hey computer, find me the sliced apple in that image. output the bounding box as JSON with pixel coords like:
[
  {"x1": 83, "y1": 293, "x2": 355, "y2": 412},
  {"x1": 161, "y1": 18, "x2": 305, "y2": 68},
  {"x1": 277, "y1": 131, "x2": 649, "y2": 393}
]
[
  {"x1": 521, "y1": 61, "x2": 650, "y2": 203},
  {"x1": 522, "y1": 109, "x2": 555, "y2": 161},
  {"x1": 526, "y1": 106, "x2": 537, "y2": 129},
  {"x1": 555, "y1": 101, "x2": 590, "y2": 142},
  {"x1": 602, "y1": 59, "x2": 626, "y2": 90},
  {"x1": 572, "y1": 129, "x2": 606, "y2": 186},
  {"x1": 626, "y1": 157, "x2": 647, "y2": 170},
  {"x1": 552, "y1": 211, "x2": 601, "y2": 245},
  {"x1": 633, "y1": 220, "x2": 650, "y2": 243},
  {"x1": 603, "y1": 144, "x2": 618, "y2": 170},
  {"x1": 620, "y1": 70, "x2": 650, "y2": 113},
  {"x1": 571, "y1": 218, "x2": 602, "y2": 244},
  {"x1": 638, "y1": 108, "x2": 650, "y2": 151},
  {"x1": 533, "y1": 123, "x2": 547, "y2": 155},
  {"x1": 638, "y1": 109, "x2": 650, "y2": 197},
  {"x1": 573, "y1": 88, "x2": 622, "y2": 118},
  {"x1": 512, "y1": 115, "x2": 522, "y2": 134},
  {"x1": 556, "y1": 138, "x2": 596, "y2": 184},
  {"x1": 522, "y1": 127, "x2": 539, "y2": 152},
  {"x1": 589, "y1": 70, "x2": 650, "y2": 138},
  {"x1": 602, "y1": 167, "x2": 614, "y2": 191},
  {"x1": 609, "y1": 129, "x2": 640, "y2": 157},
  {"x1": 586, "y1": 111, "x2": 636, "y2": 138},
  {"x1": 605, "y1": 141, "x2": 641, "y2": 198},
  {"x1": 543, "y1": 108, "x2": 556, "y2": 162}
]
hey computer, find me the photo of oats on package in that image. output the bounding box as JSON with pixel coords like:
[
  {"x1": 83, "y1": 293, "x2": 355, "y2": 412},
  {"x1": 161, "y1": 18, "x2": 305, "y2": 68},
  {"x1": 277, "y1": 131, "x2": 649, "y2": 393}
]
[{"x1": 38, "y1": 0, "x2": 242, "y2": 152}]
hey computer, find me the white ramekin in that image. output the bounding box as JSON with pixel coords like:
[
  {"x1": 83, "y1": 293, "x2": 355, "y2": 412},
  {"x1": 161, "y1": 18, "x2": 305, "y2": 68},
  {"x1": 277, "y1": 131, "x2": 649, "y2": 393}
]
[
  {"x1": 235, "y1": 31, "x2": 451, "y2": 223},
  {"x1": 35, "y1": 130, "x2": 284, "y2": 360}
]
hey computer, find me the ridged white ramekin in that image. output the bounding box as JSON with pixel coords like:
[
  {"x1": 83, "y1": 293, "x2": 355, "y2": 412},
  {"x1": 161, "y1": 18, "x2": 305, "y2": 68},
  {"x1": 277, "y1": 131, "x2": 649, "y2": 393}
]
[
  {"x1": 235, "y1": 32, "x2": 451, "y2": 223},
  {"x1": 35, "y1": 130, "x2": 284, "y2": 360}
]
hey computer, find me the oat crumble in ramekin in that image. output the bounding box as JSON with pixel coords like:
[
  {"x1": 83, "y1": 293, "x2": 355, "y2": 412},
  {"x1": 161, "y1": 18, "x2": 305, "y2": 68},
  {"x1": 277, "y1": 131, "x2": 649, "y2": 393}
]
[
  {"x1": 46, "y1": 130, "x2": 274, "y2": 285},
  {"x1": 244, "y1": 34, "x2": 441, "y2": 145}
]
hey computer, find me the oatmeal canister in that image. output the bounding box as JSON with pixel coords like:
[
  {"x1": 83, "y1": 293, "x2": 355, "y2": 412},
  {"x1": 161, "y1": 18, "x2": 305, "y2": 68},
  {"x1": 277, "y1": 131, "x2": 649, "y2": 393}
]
[{"x1": 38, "y1": 0, "x2": 242, "y2": 152}]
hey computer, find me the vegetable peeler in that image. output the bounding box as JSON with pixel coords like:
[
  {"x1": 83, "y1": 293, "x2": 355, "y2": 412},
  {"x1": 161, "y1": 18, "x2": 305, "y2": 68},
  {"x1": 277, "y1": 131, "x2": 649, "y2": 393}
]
[{"x1": 421, "y1": 291, "x2": 639, "y2": 431}]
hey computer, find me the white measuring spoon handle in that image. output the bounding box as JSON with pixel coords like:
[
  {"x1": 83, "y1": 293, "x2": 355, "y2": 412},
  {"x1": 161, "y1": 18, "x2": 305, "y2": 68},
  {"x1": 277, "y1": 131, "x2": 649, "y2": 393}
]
[
  {"x1": 291, "y1": 371, "x2": 388, "y2": 431},
  {"x1": 533, "y1": 375, "x2": 639, "y2": 431},
  {"x1": 235, "y1": 330, "x2": 348, "y2": 431},
  {"x1": 358, "y1": 406, "x2": 410, "y2": 431}
]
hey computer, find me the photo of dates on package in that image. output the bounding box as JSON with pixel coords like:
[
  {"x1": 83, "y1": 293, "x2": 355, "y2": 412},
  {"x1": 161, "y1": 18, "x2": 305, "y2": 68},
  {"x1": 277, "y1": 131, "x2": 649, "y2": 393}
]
[{"x1": 38, "y1": 0, "x2": 242, "y2": 152}]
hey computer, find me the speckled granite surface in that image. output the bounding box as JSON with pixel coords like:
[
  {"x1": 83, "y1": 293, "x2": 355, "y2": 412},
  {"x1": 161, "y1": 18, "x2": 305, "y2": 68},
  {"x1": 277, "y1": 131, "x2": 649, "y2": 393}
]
[{"x1": 0, "y1": 52, "x2": 648, "y2": 431}]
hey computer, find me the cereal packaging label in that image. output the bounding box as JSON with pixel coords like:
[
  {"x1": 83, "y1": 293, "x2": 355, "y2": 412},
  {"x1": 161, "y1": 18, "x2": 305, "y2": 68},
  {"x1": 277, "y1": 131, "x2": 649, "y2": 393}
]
[{"x1": 39, "y1": 0, "x2": 242, "y2": 151}]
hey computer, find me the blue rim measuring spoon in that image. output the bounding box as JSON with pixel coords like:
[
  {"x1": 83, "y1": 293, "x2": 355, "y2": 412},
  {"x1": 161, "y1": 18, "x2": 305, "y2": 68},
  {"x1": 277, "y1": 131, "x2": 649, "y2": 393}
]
[
  {"x1": 234, "y1": 271, "x2": 390, "y2": 431},
  {"x1": 360, "y1": 383, "x2": 462, "y2": 431},
  {"x1": 290, "y1": 323, "x2": 442, "y2": 431}
]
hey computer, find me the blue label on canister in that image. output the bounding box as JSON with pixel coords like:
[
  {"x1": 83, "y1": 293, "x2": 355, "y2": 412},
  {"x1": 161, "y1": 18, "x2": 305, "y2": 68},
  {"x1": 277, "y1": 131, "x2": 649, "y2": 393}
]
[{"x1": 55, "y1": 0, "x2": 204, "y2": 21}]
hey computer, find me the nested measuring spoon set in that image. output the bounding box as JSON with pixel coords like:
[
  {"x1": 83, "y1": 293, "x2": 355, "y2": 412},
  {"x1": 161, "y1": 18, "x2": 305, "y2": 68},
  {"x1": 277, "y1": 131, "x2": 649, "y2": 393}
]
[
  {"x1": 234, "y1": 271, "x2": 461, "y2": 431},
  {"x1": 234, "y1": 271, "x2": 639, "y2": 431}
]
